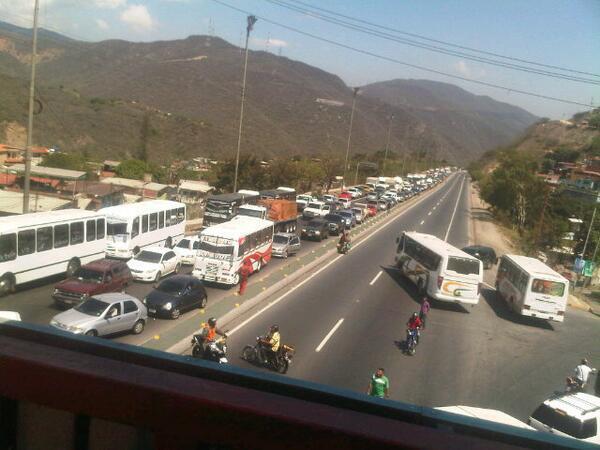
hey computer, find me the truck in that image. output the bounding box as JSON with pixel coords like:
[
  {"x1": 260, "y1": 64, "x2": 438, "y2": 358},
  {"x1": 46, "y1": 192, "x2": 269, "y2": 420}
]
[
  {"x1": 238, "y1": 199, "x2": 298, "y2": 233},
  {"x1": 260, "y1": 188, "x2": 296, "y2": 201},
  {"x1": 203, "y1": 192, "x2": 259, "y2": 229}
]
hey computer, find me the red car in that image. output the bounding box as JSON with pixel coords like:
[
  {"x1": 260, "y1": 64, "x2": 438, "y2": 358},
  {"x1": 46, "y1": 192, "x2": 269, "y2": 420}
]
[
  {"x1": 52, "y1": 259, "x2": 132, "y2": 308},
  {"x1": 366, "y1": 202, "x2": 378, "y2": 217},
  {"x1": 339, "y1": 191, "x2": 353, "y2": 200}
]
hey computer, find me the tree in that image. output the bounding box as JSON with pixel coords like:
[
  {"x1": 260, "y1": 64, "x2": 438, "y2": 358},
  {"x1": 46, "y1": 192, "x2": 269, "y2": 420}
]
[
  {"x1": 116, "y1": 159, "x2": 149, "y2": 181},
  {"x1": 296, "y1": 159, "x2": 324, "y2": 192},
  {"x1": 214, "y1": 156, "x2": 269, "y2": 193},
  {"x1": 588, "y1": 112, "x2": 600, "y2": 129},
  {"x1": 320, "y1": 157, "x2": 343, "y2": 192},
  {"x1": 41, "y1": 153, "x2": 87, "y2": 171}
]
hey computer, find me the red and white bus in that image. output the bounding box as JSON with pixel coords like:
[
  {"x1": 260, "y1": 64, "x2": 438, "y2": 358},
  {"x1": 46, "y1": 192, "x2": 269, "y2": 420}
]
[{"x1": 192, "y1": 216, "x2": 274, "y2": 286}]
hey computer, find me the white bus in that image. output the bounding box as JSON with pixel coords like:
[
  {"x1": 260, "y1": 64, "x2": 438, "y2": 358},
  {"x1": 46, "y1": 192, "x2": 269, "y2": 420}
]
[
  {"x1": 192, "y1": 216, "x2": 273, "y2": 286},
  {"x1": 100, "y1": 200, "x2": 186, "y2": 259},
  {"x1": 495, "y1": 254, "x2": 568, "y2": 322},
  {"x1": 0, "y1": 210, "x2": 106, "y2": 296},
  {"x1": 395, "y1": 231, "x2": 483, "y2": 305}
]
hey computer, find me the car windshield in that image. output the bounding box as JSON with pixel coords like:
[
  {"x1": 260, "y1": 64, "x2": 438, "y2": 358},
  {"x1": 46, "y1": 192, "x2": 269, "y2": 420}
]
[
  {"x1": 135, "y1": 251, "x2": 162, "y2": 263},
  {"x1": 273, "y1": 235, "x2": 289, "y2": 244},
  {"x1": 74, "y1": 268, "x2": 104, "y2": 283},
  {"x1": 176, "y1": 239, "x2": 190, "y2": 249},
  {"x1": 157, "y1": 279, "x2": 185, "y2": 294},
  {"x1": 74, "y1": 298, "x2": 109, "y2": 317},
  {"x1": 307, "y1": 203, "x2": 322, "y2": 209}
]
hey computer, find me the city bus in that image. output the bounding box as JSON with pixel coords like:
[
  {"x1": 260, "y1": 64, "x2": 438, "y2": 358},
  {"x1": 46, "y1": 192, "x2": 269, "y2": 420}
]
[
  {"x1": 100, "y1": 200, "x2": 186, "y2": 259},
  {"x1": 395, "y1": 231, "x2": 483, "y2": 305},
  {"x1": 495, "y1": 254, "x2": 568, "y2": 322},
  {"x1": 192, "y1": 216, "x2": 274, "y2": 286},
  {"x1": 0, "y1": 210, "x2": 106, "y2": 296}
]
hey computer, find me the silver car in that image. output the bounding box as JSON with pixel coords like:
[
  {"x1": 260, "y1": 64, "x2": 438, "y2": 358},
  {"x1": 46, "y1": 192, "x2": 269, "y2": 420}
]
[
  {"x1": 50, "y1": 293, "x2": 147, "y2": 337},
  {"x1": 272, "y1": 233, "x2": 301, "y2": 258}
]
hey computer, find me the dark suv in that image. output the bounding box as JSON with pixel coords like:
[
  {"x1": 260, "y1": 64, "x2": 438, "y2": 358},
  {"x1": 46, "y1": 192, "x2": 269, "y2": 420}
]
[
  {"x1": 52, "y1": 259, "x2": 132, "y2": 308},
  {"x1": 301, "y1": 218, "x2": 329, "y2": 242},
  {"x1": 461, "y1": 245, "x2": 498, "y2": 269},
  {"x1": 324, "y1": 213, "x2": 345, "y2": 236}
]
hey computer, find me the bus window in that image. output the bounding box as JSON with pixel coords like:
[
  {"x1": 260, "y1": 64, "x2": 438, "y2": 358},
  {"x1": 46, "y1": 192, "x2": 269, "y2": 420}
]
[
  {"x1": 159, "y1": 211, "x2": 164, "y2": 229},
  {"x1": 97, "y1": 219, "x2": 105, "y2": 239},
  {"x1": 532, "y1": 279, "x2": 565, "y2": 297},
  {"x1": 142, "y1": 215, "x2": 148, "y2": 233},
  {"x1": 54, "y1": 224, "x2": 69, "y2": 248},
  {"x1": 0, "y1": 234, "x2": 16, "y2": 262},
  {"x1": 149, "y1": 213, "x2": 157, "y2": 231},
  {"x1": 17, "y1": 230, "x2": 35, "y2": 256},
  {"x1": 37, "y1": 227, "x2": 53, "y2": 252},
  {"x1": 70, "y1": 222, "x2": 84, "y2": 245},
  {"x1": 86, "y1": 220, "x2": 96, "y2": 242},
  {"x1": 131, "y1": 217, "x2": 140, "y2": 239}
]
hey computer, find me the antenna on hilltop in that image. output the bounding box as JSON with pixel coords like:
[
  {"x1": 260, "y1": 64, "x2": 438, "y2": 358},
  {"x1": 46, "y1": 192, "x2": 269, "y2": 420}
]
[{"x1": 266, "y1": 33, "x2": 271, "y2": 53}]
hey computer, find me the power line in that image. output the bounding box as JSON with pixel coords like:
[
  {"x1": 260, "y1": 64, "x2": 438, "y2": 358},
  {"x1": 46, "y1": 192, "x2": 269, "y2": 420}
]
[
  {"x1": 291, "y1": 0, "x2": 600, "y2": 79},
  {"x1": 264, "y1": 0, "x2": 600, "y2": 86},
  {"x1": 210, "y1": 0, "x2": 595, "y2": 108}
]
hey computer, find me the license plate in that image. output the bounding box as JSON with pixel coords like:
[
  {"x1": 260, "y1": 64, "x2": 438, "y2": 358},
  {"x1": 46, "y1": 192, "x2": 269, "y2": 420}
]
[{"x1": 149, "y1": 308, "x2": 156, "y2": 314}]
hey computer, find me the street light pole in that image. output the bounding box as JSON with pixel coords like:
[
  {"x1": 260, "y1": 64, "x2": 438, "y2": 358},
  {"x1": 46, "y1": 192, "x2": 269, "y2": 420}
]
[
  {"x1": 343, "y1": 87, "x2": 359, "y2": 189},
  {"x1": 578, "y1": 206, "x2": 596, "y2": 291},
  {"x1": 23, "y1": 0, "x2": 40, "y2": 214},
  {"x1": 382, "y1": 113, "x2": 394, "y2": 176},
  {"x1": 232, "y1": 15, "x2": 257, "y2": 194}
]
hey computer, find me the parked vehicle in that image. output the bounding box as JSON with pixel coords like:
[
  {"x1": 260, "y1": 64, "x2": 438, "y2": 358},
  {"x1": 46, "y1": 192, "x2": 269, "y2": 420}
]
[
  {"x1": 193, "y1": 216, "x2": 273, "y2": 286},
  {"x1": 322, "y1": 194, "x2": 337, "y2": 203},
  {"x1": 495, "y1": 254, "x2": 568, "y2": 322},
  {"x1": 50, "y1": 293, "x2": 147, "y2": 337},
  {"x1": 461, "y1": 245, "x2": 498, "y2": 269},
  {"x1": 101, "y1": 200, "x2": 186, "y2": 259},
  {"x1": 238, "y1": 199, "x2": 297, "y2": 233},
  {"x1": 337, "y1": 198, "x2": 352, "y2": 209},
  {"x1": 260, "y1": 188, "x2": 296, "y2": 201},
  {"x1": 377, "y1": 199, "x2": 389, "y2": 211},
  {"x1": 191, "y1": 334, "x2": 228, "y2": 364},
  {"x1": 336, "y1": 210, "x2": 357, "y2": 228},
  {"x1": 203, "y1": 192, "x2": 258, "y2": 229},
  {"x1": 528, "y1": 392, "x2": 600, "y2": 444},
  {"x1": 395, "y1": 232, "x2": 483, "y2": 306},
  {"x1": 302, "y1": 201, "x2": 331, "y2": 219},
  {"x1": 143, "y1": 275, "x2": 207, "y2": 319},
  {"x1": 241, "y1": 336, "x2": 295, "y2": 374},
  {"x1": 127, "y1": 247, "x2": 181, "y2": 282},
  {"x1": 53, "y1": 259, "x2": 132, "y2": 309},
  {"x1": 347, "y1": 187, "x2": 362, "y2": 198},
  {"x1": 366, "y1": 203, "x2": 378, "y2": 217},
  {"x1": 296, "y1": 194, "x2": 315, "y2": 212},
  {"x1": 351, "y1": 206, "x2": 366, "y2": 224},
  {"x1": 0, "y1": 210, "x2": 106, "y2": 297},
  {"x1": 301, "y1": 218, "x2": 329, "y2": 241},
  {"x1": 324, "y1": 213, "x2": 345, "y2": 236},
  {"x1": 367, "y1": 193, "x2": 379, "y2": 202},
  {"x1": 172, "y1": 236, "x2": 201, "y2": 265},
  {"x1": 338, "y1": 192, "x2": 353, "y2": 200},
  {"x1": 272, "y1": 233, "x2": 301, "y2": 258}
]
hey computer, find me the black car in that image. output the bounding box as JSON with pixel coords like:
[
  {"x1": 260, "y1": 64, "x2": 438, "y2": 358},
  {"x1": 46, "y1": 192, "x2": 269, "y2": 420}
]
[
  {"x1": 144, "y1": 275, "x2": 207, "y2": 319},
  {"x1": 301, "y1": 218, "x2": 329, "y2": 242},
  {"x1": 461, "y1": 245, "x2": 498, "y2": 269},
  {"x1": 324, "y1": 213, "x2": 345, "y2": 235}
]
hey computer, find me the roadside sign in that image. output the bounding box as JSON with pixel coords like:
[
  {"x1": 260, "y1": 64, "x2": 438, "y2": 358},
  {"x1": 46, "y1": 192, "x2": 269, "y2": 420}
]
[{"x1": 582, "y1": 260, "x2": 595, "y2": 277}]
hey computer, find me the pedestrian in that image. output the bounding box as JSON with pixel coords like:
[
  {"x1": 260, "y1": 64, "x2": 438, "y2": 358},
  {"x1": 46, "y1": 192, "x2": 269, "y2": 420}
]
[
  {"x1": 574, "y1": 358, "x2": 597, "y2": 392},
  {"x1": 238, "y1": 259, "x2": 253, "y2": 295},
  {"x1": 419, "y1": 297, "x2": 430, "y2": 329},
  {"x1": 366, "y1": 368, "x2": 389, "y2": 399}
]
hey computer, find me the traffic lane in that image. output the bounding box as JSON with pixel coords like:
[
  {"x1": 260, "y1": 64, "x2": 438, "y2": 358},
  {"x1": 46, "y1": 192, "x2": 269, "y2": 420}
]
[
  {"x1": 445, "y1": 174, "x2": 470, "y2": 249},
  {"x1": 226, "y1": 176, "x2": 463, "y2": 374}
]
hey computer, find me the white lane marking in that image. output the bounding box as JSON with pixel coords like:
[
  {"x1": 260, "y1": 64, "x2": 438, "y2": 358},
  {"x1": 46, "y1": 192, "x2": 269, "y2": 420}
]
[
  {"x1": 444, "y1": 175, "x2": 465, "y2": 242},
  {"x1": 433, "y1": 206, "x2": 437, "y2": 210},
  {"x1": 315, "y1": 318, "x2": 344, "y2": 352},
  {"x1": 420, "y1": 220, "x2": 425, "y2": 225},
  {"x1": 227, "y1": 176, "x2": 454, "y2": 336},
  {"x1": 428, "y1": 211, "x2": 432, "y2": 216},
  {"x1": 369, "y1": 270, "x2": 383, "y2": 286}
]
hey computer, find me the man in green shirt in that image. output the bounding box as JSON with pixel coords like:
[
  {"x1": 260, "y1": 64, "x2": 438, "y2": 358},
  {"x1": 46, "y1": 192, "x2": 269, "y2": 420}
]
[{"x1": 367, "y1": 368, "x2": 389, "y2": 398}]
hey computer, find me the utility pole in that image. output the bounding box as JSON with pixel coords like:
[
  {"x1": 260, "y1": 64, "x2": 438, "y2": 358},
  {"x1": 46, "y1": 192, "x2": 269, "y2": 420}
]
[
  {"x1": 23, "y1": 0, "x2": 40, "y2": 214},
  {"x1": 232, "y1": 15, "x2": 257, "y2": 193},
  {"x1": 343, "y1": 87, "x2": 359, "y2": 189},
  {"x1": 382, "y1": 113, "x2": 394, "y2": 176},
  {"x1": 532, "y1": 186, "x2": 551, "y2": 251}
]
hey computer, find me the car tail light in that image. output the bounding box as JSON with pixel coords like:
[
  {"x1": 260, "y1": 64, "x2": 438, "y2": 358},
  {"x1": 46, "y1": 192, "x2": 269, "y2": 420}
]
[{"x1": 437, "y1": 276, "x2": 444, "y2": 289}]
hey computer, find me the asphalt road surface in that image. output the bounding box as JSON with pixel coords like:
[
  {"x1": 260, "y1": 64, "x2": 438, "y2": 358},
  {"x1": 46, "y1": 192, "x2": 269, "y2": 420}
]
[{"x1": 224, "y1": 172, "x2": 600, "y2": 422}]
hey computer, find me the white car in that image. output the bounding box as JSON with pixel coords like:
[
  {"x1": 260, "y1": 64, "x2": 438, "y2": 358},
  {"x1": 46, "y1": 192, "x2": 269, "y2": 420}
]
[
  {"x1": 302, "y1": 201, "x2": 330, "y2": 218},
  {"x1": 322, "y1": 194, "x2": 337, "y2": 203},
  {"x1": 347, "y1": 187, "x2": 362, "y2": 198},
  {"x1": 296, "y1": 194, "x2": 315, "y2": 210},
  {"x1": 529, "y1": 392, "x2": 600, "y2": 444},
  {"x1": 337, "y1": 198, "x2": 352, "y2": 209},
  {"x1": 127, "y1": 247, "x2": 181, "y2": 282},
  {"x1": 172, "y1": 236, "x2": 201, "y2": 265}
]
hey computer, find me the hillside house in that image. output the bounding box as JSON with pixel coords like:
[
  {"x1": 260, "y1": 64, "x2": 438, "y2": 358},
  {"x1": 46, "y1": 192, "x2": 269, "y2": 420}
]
[
  {"x1": 177, "y1": 179, "x2": 214, "y2": 219},
  {"x1": 100, "y1": 177, "x2": 169, "y2": 199},
  {"x1": 63, "y1": 181, "x2": 125, "y2": 210}
]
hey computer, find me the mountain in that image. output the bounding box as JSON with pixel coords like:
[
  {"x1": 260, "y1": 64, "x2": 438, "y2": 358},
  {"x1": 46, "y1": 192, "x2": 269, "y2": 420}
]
[{"x1": 0, "y1": 21, "x2": 537, "y2": 164}]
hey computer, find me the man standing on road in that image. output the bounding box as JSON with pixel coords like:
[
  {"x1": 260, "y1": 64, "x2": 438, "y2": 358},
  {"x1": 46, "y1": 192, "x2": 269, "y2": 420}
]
[
  {"x1": 367, "y1": 368, "x2": 389, "y2": 399},
  {"x1": 574, "y1": 358, "x2": 597, "y2": 391},
  {"x1": 419, "y1": 297, "x2": 430, "y2": 329},
  {"x1": 238, "y1": 259, "x2": 253, "y2": 295}
]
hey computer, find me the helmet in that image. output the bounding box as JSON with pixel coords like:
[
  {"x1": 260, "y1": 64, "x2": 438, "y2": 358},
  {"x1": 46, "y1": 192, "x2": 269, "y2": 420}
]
[
  {"x1": 208, "y1": 317, "x2": 217, "y2": 327},
  {"x1": 412, "y1": 312, "x2": 418, "y2": 319},
  {"x1": 271, "y1": 324, "x2": 279, "y2": 332}
]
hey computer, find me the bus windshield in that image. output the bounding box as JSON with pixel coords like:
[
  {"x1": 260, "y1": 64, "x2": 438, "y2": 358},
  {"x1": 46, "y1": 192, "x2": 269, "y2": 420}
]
[
  {"x1": 107, "y1": 222, "x2": 128, "y2": 236},
  {"x1": 198, "y1": 240, "x2": 234, "y2": 260},
  {"x1": 531, "y1": 279, "x2": 565, "y2": 297},
  {"x1": 447, "y1": 257, "x2": 480, "y2": 275}
]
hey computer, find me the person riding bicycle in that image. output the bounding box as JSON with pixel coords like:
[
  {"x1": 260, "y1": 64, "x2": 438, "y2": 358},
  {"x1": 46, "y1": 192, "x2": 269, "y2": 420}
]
[
  {"x1": 199, "y1": 317, "x2": 226, "y2": 356},
  {"x1": 406, "y1": 312, "x2": 422, "y2": 344},
  {"x1": 259, "y1": 325, "x2": 281, "y2": 364}
]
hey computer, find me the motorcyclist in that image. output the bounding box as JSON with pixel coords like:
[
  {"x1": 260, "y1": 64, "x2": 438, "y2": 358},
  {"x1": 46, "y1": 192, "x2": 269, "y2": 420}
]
[
  {"x1": 338, "y1": 229, "x2": 351, "y2": 252},
  {"x1": 259, "y1": 325, "x2": 281, "y2": 365},
  {"x1": 406, "y1": 312, "x2": 423, "y2": 344},
  {"x1": 199, "y1": 317, "x2": 226, "y2": 357}
]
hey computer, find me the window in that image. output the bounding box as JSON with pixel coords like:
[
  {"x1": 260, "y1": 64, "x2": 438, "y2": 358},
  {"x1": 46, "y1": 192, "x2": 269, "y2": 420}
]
[
  {"x1": 131, "y1": 217, "x2": 140, "y2": 239},
  {"x1": 177, "y1": 207, "x2": 185, "y2": 223},
  {"x1": 165, "y1": 210, "x2": 172, "y2": 227},
  {"x1": 54, "y1": 224, "x2": 69, "y2": 248},
  {"x1": 70, "y1": 222, "x2": 84, "y2": 245},
  {"x1": 124, "y1": 300, "x2": 138, "y2": 314},
  {"x1": 447, "y1": 257, "x2": 480, "y2": 275},
  {"x1": 17, "y1": 230, "x2": 35, "y2": 256},
  {"x1": 192, "y1": 240, "x2": 200, "y2": 250},
  {"x1": 97, "y1": 219, "x2": 105, "y2": 239},
  {"x1": 165, "y1": 251, "x2": 175, "y2": 260},
  {"x1": 142, "y1": 215, "x2": 148, "y2": 233},
  {"x1": 0, "y1": 234, "x2": 16, "y2": 262},
  {"x1": 149, "y1": 213, "x2": 157, "y2": 231},
  {"x1": 37, "y1": 227, "x2": 53, "y2": 252},
  {"x1": 531, "y1": 279, "x2": 565, "y2": 297},
  {"x1": 159, "y1": 211, "x2": 164, "y2": 228},
  {"x1": 108, "y1": 302, "x2": 121, "y2": 317},
  {"x1": 86, "y1": 220, "x2": 96, "y2": 242}
]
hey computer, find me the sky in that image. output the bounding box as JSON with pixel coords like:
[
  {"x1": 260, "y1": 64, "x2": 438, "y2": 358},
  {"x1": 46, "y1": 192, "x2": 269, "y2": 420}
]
[{"x1": 1, "y1": 0, "x2": 599, "y2": 118}]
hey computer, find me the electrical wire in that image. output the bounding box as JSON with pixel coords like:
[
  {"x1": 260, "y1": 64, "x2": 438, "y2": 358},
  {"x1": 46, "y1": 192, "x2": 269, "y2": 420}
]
[{"x1": 210, "y1": 0, "x2": 595, "y2": 108}]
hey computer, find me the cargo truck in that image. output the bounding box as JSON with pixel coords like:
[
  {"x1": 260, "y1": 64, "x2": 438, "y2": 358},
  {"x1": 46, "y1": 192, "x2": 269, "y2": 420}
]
[
  {"x1": 203, "y1": 192, "x2": 259, "y2": 228},
  {"x1": 238, "y1": 199, "x2": 298, "y2": 233}
]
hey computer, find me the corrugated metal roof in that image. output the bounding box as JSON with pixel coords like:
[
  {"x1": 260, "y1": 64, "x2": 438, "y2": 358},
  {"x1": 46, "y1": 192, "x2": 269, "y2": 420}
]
[
  {"x1": 0, "y1": 190, "x2": 74, "y2": 215},
  {"x1": 8, "y1": 164, "x2": 86, "y2": 180},
  {"x1": 178, "y1": 180, "x2": 213, "y2": 193}
]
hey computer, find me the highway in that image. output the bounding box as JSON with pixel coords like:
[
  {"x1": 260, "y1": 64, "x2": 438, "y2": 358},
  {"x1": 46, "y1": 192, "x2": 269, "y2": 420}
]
[{"x1": 224, "y1": 172, "x2": 600, "y2": 422}]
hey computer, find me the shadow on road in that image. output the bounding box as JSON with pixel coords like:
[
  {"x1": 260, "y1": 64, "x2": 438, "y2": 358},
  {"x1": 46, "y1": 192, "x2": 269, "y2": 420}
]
[
  {"x1": 382, "y1": 266, "x2": 469, "y2": 314},
  {"x1": 471, "y1": 207, "x2": 494, "y2": 222},
  {"x1": 481, "y1": 287, "x2": 554, "y2": 331}
]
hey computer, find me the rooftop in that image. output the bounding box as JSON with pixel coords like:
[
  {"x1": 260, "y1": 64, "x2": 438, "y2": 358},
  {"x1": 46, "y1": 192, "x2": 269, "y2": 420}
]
[
  {"x1": 64, "y1": 181, "x2": 125, "y2": 197},
  {"x1": 505, "y1": 254, "x2": 567, "y2": 281},
  {"x1": 178, "y1": 179, "x2": 213, "y2": 193},
  {"x1": 100, "y1": 177, "x2": 168, "y2": 192},
  {"x1": 0, "y1": 190, "x2": 73, "y2": 215},
  {"x1": 0, "y1": 204, "x2": 101, "y2": 225},
  {"x1": 7, "y1": 163, "x2": 86, "y2": 180}
]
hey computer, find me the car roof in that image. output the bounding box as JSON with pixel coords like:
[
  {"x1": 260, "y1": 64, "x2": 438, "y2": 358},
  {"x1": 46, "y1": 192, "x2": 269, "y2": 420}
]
[
  {"x1": 544, "y1": 393, "x2": 600, "y2": 418},
  {"x1": 93, "y1": 292, "x2": 138, "y2": 303},
  {"x1": 140, "y1": 246, "x2": 172, "y2": 254},
  {"x1": 83, "y1": 258, "x2": 126, "y2": 272}
]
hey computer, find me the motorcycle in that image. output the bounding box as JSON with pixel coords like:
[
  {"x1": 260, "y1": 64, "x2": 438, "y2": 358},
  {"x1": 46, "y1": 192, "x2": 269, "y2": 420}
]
[
  {"x1": 405, "y1": 328, "x2": 420, "y2": 355},
  {"x1": 191, "y1": 334, "x2": 228, "y2": 364},
  {"x1": 241, "y1": 336, "x2": 295, "y2": 374},
  {"x1": 565, "y1": 376, "x2": 585, "y2": 393},
  {"x1": 337, "y1": 241, "x2": 351, "y2": 254}
]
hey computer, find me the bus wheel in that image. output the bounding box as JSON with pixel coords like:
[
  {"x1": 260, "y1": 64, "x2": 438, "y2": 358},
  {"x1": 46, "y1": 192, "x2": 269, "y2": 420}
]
[
  {"x1": 0, "y1": 274, "x2": 15, "y2": 297},
  {"x1": 165, "y1": 237, "x2": 173, "y2": 248},
  {"x1": 66, "y1": 258, "x2": 80, "y2": 278}
]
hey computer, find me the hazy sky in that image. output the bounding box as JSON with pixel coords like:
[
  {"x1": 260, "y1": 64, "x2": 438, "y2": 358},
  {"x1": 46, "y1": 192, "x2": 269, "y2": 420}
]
[{"x1": 2, "y1": 0, "x2": 599, "y2": 118}]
